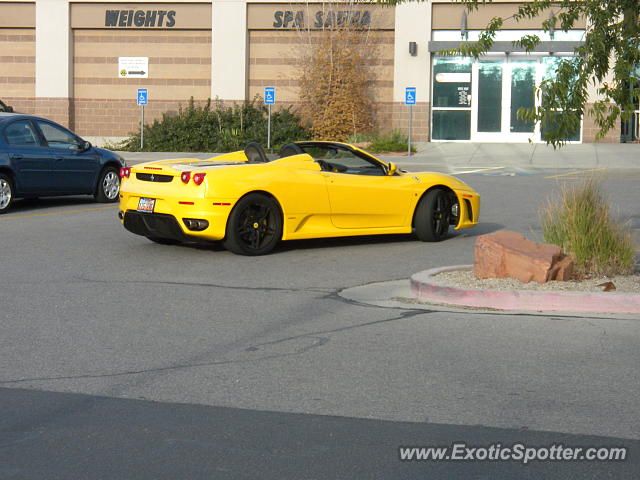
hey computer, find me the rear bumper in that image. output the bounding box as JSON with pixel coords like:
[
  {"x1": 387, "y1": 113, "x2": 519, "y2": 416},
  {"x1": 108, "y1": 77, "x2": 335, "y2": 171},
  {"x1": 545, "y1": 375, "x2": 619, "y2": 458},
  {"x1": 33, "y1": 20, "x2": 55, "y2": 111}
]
[
  {"x1": 123, "y1": 211, "x2": 198, "y2": 242},
  {"x1": 118, "y1": 186, "x2": 234, "y2": 240}
]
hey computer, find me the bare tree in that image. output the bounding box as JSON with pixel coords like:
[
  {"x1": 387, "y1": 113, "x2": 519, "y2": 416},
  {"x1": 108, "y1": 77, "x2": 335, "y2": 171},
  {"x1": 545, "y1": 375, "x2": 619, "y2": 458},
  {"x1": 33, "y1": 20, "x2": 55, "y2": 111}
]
[{"x1": 295, "y1": 3, "x2": 378, "y2": 140}]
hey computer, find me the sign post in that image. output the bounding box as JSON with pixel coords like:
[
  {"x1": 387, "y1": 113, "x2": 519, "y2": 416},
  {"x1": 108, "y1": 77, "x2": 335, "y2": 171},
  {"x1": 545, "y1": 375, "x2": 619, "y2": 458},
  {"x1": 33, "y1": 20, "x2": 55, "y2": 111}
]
[
  {"x1": 405, "y1": 87, "x2": 416, "y2": 157},
  {"x1": 264, "y1": 87, "x2": 275, "y2": 151},
  {"x1": 137, "y1": 89, "x2": 148, "y2": 149}
]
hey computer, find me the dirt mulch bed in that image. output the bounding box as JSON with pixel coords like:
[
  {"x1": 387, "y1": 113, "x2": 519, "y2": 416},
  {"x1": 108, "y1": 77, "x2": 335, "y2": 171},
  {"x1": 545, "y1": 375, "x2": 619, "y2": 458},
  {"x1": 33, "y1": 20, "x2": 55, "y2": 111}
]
[{"x1": 434, "y1": 269, "x2": 640, "y2": 294}]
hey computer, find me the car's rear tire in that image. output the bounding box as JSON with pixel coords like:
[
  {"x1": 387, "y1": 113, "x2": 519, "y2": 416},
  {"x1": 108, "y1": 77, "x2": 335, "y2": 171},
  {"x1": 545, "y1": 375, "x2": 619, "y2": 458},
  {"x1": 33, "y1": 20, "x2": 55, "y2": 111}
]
[
  {"x1": 147, "y1": 236, "x2": 181, "y2": 245},
  {"x1": 0, "y1": 173, "x2": 14, "y2": 214},
  {"x1": 95, "y1": 166, "x2": 120, "y2": 203},
  {"x1": 223, "y1": 193, "x2": 283, "y2": 255},
  {"x1": 414, "y1": 189, "x2": 451, "y2": 242}
]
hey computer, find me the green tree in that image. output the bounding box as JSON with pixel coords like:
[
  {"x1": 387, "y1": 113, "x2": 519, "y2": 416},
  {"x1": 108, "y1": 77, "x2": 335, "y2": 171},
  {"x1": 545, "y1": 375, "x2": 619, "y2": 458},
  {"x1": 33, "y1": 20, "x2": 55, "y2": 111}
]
[{"x1": 378, "y1": 0, "x2": 640, "y2": 146}]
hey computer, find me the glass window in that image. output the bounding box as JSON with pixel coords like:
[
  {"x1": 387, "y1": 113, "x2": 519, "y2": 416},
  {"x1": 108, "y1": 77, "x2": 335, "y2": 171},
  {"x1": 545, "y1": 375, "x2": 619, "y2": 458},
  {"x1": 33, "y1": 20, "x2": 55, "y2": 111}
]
[
  {"x1": 37, "y1": 121, "x2": 80, "y2": 149},
  {"x1": 299, "y1": 145, "x2": 385, "y2": 175},
  {"x1": 510, "y1": 61, "x2": 536, "y2": 133},
  {"x1": 541, "y1": 112, "x2": 581, "y2": 142},
  {"x1": 432, "y1": 110, "x2": 471, "y2": 140},
  {"x1": 433, "y1": 57, "x2": 472, "y2": 108},
  {"x1": 540, "y1": 57, "x2": 582, "y2": 141},
  {"x1": 478, "y1": 62, "x2": 502, "y2": 132},
  {"x1": 4, "y1": 120, "x2": 40, "y2": 146}
]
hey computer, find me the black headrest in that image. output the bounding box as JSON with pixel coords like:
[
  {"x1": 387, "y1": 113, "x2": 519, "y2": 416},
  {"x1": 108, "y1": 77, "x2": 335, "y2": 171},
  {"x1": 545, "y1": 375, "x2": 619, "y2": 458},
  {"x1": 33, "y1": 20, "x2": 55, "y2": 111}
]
[
  {"x1": 278, "y1": 143, "x2": 304, "y2": 158},
  {"x1": 244, "y1": 142, "x2": 269, "y2": 163}
]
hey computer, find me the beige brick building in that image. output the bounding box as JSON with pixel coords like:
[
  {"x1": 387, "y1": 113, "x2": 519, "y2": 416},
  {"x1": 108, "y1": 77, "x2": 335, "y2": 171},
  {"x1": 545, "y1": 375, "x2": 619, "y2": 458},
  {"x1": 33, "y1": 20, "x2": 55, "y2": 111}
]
[{"x1": 0, "y1": 0, "x2": 632, "y2": 144}]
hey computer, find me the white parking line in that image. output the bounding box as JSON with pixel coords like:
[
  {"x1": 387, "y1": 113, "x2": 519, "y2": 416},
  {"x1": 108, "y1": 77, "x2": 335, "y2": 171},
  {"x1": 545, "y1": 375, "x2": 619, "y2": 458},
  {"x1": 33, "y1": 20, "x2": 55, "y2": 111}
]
[
  {"x1": 545, "y1": 167, "x2": 608, "y2": 179},
  {"x1": 449, "y1": 166, "x2": 506, "y2": 174}
]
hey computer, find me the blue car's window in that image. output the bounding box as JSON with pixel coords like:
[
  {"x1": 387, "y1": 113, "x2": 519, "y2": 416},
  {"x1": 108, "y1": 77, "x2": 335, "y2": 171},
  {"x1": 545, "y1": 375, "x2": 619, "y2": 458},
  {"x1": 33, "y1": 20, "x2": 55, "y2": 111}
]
[
  {"x1": 37, "y1": 121, "x2": 80, "y2": 150},
  {"x1": 4, "y1": 120, "x2": 40, "y2": 146}
]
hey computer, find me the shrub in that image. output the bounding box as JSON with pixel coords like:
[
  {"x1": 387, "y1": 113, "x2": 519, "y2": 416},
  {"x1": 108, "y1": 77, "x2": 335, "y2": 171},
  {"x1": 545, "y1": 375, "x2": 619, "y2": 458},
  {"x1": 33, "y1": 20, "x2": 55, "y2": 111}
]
[
  {"x1": 368, "y1": 131, "x2": 416, "y2": 153},
  {"x1": 115, "y1": 97, "x2": 308, "y2": 152},
  {"x1": 539, "y1": 178, "x2": 636, "y2": 277}
]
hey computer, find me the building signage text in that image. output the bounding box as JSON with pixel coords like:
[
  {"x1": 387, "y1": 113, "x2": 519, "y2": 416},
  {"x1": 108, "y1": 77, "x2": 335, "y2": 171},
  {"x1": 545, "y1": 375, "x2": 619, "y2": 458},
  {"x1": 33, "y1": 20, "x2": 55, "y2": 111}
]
[
  {"x1": 273, "y1": 10, "x2": 372, "y2": 29},
  {"x1": 105, "y1": 10, "x2": 176, "y2": 28}
]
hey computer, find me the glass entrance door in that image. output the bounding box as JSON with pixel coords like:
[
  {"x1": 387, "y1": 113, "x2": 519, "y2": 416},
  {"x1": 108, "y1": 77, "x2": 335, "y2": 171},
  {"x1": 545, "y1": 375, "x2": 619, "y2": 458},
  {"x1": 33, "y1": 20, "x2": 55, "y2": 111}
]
[
  {"x1": 432, "y1": 55, "x2": 582, "y2": 142},
  {"x1": 470, "y1": 56, "x2": 541, "y2": 142},
  {"x1": 509, "y1": 60, "x2": 537, "y2": 137}
]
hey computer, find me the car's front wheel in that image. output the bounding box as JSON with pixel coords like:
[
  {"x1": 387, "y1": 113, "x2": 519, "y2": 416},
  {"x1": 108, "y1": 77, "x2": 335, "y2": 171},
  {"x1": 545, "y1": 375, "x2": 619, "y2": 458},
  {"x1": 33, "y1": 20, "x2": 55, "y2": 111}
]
[
  {"x1": 223, "y1": 193, "x2": 283, "y2": 255},
  {"x1": 0, "y1": 173, "x2": 14, "y2": 214},
  {"x1": 95, "y1": 166, "x2": 120, "y2": 203},
  {"x1": 414, "y1": 189, "x2": 451, "y2": 242}
]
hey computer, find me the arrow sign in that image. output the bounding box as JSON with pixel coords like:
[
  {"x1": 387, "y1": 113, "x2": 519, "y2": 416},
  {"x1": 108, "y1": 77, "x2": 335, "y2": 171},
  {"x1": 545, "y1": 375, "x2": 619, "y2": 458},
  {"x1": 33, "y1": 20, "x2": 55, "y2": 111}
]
[
  {"x1": 137, "y1": 88, "x2": 148, "y2": 106},
  {"x1": 119, "y1": 57, "x2": 149, "y2": 78},
  {"x1": 405, "y1": 87, "x2": 416, "y2": 105},
  {"x1": 264, "y1": 87, "x2": 275, "y2": 105}
]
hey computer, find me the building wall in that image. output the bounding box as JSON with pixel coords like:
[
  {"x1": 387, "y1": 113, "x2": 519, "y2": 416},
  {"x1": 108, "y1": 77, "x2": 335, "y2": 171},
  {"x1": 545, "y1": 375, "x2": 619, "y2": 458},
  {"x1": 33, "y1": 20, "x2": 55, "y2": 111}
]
[
  {"x1": 0, "y1": 0, "x2": 630, "y2": 144},
  {"x1": 1, "y1": 28, "x2": 35, "y2": 100},
  {"x1": 247, "y1": 30, "x2": 395, "y2": 100},
  {"x1": 0, "y1": 2, "x2": 36, "y2": 113},
  {"x1": 72, "y1": 29, "x2": 212, "y2": 136},
  {"x1": 246, "y1": 3, "x2": 397, "y2": 136},
  {"x1": 69, "y1": 2, "x2": 212, "y2": 136}
]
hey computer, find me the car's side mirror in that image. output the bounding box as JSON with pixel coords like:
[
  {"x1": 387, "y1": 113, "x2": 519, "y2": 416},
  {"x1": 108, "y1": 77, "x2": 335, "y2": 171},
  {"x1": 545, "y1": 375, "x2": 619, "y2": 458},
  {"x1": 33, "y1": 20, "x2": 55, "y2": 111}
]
[
  {"x1": 387, "y1": 162, "x2": 398, "y2": 176},
  {"x1": 79, "y1": 140, "x2": 92, "y2": 152}
]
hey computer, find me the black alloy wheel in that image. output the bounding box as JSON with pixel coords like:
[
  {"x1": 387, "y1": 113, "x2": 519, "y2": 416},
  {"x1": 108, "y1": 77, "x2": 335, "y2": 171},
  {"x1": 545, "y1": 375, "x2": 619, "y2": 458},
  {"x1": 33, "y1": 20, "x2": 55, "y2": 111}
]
[
  {"x1": 414, "y1": 189, "x2": 451, "y2": 242},
  {"x1": 223, "y1": 193, "x2": 283, "y2": 255}
]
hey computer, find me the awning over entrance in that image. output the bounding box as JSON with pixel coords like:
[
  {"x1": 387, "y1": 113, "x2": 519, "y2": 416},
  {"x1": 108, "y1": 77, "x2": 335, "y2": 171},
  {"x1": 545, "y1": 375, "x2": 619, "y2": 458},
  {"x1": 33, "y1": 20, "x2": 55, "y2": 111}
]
[{"x1": 427, "y1": 41, "x2": 584, "y2": 53}]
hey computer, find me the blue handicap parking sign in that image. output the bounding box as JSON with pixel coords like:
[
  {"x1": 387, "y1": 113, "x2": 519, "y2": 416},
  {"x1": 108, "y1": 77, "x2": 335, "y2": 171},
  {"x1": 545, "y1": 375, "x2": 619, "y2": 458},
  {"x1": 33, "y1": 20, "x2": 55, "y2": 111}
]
[
  {"x1": 137, "y1": 88, "x2": 148, "y2": 106},
  {"x1": 405, "y1": 87, "x2": 416, "y2": 105},
  {"x1": 264, "y1": 87, "x2": 275, "y2": 105}
]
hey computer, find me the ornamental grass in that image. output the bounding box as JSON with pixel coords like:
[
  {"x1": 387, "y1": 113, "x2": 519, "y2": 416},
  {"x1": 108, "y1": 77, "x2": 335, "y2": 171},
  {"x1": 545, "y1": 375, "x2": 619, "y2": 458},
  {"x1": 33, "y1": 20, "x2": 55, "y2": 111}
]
[{"x1": 540, "y1": 178, "x2": 636, "y2": 278}]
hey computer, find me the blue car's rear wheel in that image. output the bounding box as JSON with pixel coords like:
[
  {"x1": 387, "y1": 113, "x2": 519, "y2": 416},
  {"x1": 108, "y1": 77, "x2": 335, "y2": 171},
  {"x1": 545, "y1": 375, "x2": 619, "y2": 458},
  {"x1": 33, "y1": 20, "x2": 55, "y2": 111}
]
[
  {"x1": 0, "y1": 174, "x2": 14, "y2": 214},
  {"x1": 223, "y1": 193, "x2": 283, "y2": 255}
]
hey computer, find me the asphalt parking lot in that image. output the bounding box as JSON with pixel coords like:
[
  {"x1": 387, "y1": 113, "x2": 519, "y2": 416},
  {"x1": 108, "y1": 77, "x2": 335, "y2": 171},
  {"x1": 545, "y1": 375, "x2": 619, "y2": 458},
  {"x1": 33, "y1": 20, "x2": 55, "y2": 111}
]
[{"x1": 1, "y1": 163, "x2": 639, "y2": 479}]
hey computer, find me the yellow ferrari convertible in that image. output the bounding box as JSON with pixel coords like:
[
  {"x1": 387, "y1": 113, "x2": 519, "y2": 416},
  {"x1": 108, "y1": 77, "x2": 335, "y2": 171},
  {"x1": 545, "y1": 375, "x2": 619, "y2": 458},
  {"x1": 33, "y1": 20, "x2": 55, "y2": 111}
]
[{"x1": 118, "y1": 141, "x2": 479, "y2": 255}]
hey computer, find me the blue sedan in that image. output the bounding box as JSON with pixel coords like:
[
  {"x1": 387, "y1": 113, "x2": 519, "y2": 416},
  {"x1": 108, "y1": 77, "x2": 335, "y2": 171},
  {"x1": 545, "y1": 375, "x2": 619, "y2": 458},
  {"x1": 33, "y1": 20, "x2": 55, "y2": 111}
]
[{"x1": 0, "y1": 113, "x2": 126, "y2": 213}]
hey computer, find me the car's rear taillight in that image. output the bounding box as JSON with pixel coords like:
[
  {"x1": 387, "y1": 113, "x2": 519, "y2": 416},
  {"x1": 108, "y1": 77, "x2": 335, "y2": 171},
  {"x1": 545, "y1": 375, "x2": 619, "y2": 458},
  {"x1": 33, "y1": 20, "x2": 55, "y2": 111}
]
[
  {"x1": 193, "y1": 173, "x2": 206, "y2": 185},
  {"x1": 119, "y1": 167, "x2": 130, "y2": 179},
  {"x1": 181, "y1": 171, "x2": 191, "y2": 184}
]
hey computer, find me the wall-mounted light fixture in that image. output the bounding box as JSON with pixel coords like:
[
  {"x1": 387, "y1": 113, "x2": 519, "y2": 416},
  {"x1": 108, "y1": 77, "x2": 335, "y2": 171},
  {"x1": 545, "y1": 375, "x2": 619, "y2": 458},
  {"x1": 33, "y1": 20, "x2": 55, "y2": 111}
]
[
  {"x1": 461, "y1": 10, "x2": 468, "y2": 40},
  {"x1": 409, "y1": 41, "x2": 417, "y2": 56}
]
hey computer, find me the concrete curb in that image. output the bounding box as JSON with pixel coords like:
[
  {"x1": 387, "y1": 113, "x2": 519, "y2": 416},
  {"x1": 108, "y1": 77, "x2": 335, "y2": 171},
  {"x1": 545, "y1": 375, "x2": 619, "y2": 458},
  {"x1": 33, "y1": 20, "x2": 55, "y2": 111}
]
[{"x1": 410, "y1": 265, "x2": 640, "y2": 314}]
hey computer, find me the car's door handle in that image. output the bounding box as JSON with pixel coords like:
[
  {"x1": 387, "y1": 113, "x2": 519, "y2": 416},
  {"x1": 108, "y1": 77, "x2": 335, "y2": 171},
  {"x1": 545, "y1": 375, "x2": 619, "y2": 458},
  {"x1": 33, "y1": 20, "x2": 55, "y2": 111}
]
[
  {"x1": 54, "y1": 157, "x2": 64, "y2": 162},
  {"x1": 9, "y1": 154, "x2": 23, "y2": 160}
]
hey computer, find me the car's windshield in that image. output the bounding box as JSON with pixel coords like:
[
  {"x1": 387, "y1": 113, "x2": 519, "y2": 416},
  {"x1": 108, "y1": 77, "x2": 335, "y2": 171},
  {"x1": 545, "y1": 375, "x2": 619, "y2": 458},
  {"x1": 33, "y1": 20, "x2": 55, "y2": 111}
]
[{"x1": 298, "y1": 144, "x2": 385, "y2": 176}]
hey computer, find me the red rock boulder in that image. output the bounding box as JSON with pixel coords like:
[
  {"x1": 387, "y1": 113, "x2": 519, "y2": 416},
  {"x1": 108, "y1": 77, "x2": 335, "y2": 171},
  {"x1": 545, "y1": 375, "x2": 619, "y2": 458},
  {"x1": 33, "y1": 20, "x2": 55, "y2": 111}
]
[{"x1": 474, "y1": 230, "x2": 574, "y2": 283}]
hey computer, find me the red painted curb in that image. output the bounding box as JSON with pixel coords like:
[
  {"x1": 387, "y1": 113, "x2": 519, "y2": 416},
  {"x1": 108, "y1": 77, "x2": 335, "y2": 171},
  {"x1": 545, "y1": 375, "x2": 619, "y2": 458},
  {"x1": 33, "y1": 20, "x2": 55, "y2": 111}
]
[{"x1": 410, "y1": 265, "x2": 640, "y2": 314}]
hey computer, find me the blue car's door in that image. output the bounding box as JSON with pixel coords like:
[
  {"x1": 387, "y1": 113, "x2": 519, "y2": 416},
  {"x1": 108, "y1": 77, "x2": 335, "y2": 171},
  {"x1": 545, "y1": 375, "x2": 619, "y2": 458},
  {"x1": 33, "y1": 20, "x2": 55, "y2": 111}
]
[
  {"x1": 3, "y1": 119, "x2": 53, "y2": 194},
  {"x1": 35, "y1": 120, "x2": 100, "y2": 193}
]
